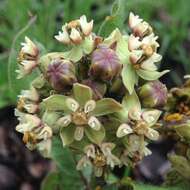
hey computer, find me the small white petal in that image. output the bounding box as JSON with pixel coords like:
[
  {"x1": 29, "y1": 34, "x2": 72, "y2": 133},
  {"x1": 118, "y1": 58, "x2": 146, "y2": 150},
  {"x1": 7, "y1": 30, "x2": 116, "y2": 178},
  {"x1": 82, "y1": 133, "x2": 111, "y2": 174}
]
[
  {"x1": 88, "y1": 116, "x2": 101, "y2": 130},
  {"x1": 146, "y1": 128, "x2": 159, "y2": 141},
  {"x1": 57, "y1": 115, "x2": 72, "y2": 127},
  {"x1": 74, "y1": 127, "x2": 84, "y2": 141},
  {"x1": 141, "y1": 60, "x2": 157, "y2": 71},
  {"x1": 79, "y1": 15, "x2": 93, "y2": 36},
  {"x1": 129, "y1": 12, "x2": 143, "y2": 29},
  {"x1": 66, "y1": 98, "x2": 79, "y2": 112},
  {"x1": 116, "y1": 123, "x2": 133, "y2": 138},
  {"x1": 84, "y1": 100, "x2": 96, "y2": 113},
  {"x1": 84, "y1": 144, "x2": 96, "y2": 158},
  {"x1": 128, "y1": 107, "x2": 141, "y2": 121},
  {"x1": 94, "y1": 166, "x2": 103, "y2": 177},
  {"x1": 144, "y1": 147, "x2": 152, "y2": 156},
  {"x1": 128, "y1": 35, "x2": 142, "y2": 51},
  {"x1": 70, "y1": 28, "x2": 82, "y2": 44},
  {"x1": 142, "y1": 109, "x2": 161, "y2": 125},
  {"x1": 55, "y1": 26, "x2": 71, "y2": 44},
  {"x1": 101, "y1": 143, "x2": 115, "y2": 156}
]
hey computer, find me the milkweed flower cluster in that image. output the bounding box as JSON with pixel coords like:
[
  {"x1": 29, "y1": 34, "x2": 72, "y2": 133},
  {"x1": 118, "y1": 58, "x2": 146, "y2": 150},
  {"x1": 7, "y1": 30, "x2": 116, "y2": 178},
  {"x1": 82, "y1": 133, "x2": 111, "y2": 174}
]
[{"x1": 15, "y1": 13, "x2": 168, "y2": 177}]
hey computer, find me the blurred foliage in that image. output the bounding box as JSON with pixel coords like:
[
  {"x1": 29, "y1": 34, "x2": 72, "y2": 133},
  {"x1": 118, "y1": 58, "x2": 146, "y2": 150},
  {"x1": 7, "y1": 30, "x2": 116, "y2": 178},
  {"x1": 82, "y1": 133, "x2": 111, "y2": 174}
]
[{"x1": 0, "y1": 0, "x2": 190, "y2": 108}]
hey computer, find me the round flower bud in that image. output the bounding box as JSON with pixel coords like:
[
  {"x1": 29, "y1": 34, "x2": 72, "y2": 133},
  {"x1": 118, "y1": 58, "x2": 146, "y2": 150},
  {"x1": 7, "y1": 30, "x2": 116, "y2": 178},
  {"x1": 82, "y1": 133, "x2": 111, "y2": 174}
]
[
  {"x1": 139, "y1": 80, "x2": 167, "y2": 108},
  {"x1": 46, "y1": 58, "x2": 77, "y2": 91},
  {"x1": 89, "y1": 45, "x2": 122, "y2": 81}
]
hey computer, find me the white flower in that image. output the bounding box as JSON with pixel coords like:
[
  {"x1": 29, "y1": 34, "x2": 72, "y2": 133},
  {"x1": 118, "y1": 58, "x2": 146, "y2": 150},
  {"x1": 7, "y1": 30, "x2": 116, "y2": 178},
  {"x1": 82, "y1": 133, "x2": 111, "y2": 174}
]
[
  {"x1": 116, "y1": 108, "x2": 161, "y2": 141},
  {"x1": 55, "y1": 15, "x2": 93, "y2": 45},
  {"x1": 57, "y1": 98, "x2": 101, "y2": 141},
  {"x1": 17, "y1": 37, "x2": 39, "y2": 78}
]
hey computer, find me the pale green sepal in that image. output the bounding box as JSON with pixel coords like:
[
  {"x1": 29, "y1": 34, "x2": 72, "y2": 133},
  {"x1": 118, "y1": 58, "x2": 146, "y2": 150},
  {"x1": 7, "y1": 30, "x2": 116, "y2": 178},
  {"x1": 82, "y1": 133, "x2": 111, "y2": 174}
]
[
  {"x1": 60, "y1": 124, "x2": 75, "y2": 146},
  {"x1": 122, "y1": 64, "x2": 138, "y2": 94},
  {"x1": 136, "y1": 69, "x2": 169, "y2": 81},
  {"x1": 85, "y1": 126, "x2": 105, "y2": 145},
  {"x1": 92, "y1": 98, "x2": 122, "y2": 116},
  {"x1": 42, "y1": 95, "x2": 68, "y2": 112},
  {"x1": 73, "y1": 83, "x2": 93, "y2": 107}
]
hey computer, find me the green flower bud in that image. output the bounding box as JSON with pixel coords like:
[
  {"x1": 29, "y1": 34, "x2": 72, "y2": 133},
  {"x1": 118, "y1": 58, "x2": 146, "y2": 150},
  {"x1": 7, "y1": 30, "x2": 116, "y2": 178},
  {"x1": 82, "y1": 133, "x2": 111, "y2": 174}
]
[
  {"x1": 46, "y1": 58, "x2": 77, "y2": 91},
  {"x1": 89, "y1": 45, "x2": 122, "y2": 81},
  {"x1": 139, "y1": 80, "x2": 167, "y2": 108}
]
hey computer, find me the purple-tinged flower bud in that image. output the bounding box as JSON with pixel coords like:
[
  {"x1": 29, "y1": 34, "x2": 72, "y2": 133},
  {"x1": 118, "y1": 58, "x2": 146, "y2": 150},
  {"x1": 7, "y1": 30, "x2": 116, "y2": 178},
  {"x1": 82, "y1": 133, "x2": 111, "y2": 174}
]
[
  {"x1": 46, "y1": 58, "x2": 77, "y2": 91},
  {"x1": 89, "y1": 45, "x2": 122, "y2": 81},
  {"x1": 139, "y1": 80, "x2": 167, "y2": 108}
]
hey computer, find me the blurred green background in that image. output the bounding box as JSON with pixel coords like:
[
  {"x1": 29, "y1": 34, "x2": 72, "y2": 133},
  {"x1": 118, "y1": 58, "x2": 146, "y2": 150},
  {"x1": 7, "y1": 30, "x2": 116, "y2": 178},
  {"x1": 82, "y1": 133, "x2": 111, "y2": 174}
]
[{"x1": 0, "y1": 0, "x2": 190, "y2": 108}]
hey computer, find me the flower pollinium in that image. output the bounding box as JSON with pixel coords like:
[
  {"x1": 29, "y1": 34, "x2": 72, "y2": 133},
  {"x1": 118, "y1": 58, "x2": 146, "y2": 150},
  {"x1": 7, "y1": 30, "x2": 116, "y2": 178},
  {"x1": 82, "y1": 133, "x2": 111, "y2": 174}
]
[
  {"x1": 46, "y1": 58, "x2": 77, "y2": 91},
  {"x1": 89, "y1": 45, "x2": 122, "y2": 81},
  {"x1": 17, "y1": 37, "x2": 39, "y2": 78},
  {"x1": 55, "y1": 15, "x2": 93, "y2": 45},
  {"x1": 128, "y1": 12, "x2": 162, "y2": 71},
  {"x1": 139, "y1": 80, "x2": 168, "y2": 108}
]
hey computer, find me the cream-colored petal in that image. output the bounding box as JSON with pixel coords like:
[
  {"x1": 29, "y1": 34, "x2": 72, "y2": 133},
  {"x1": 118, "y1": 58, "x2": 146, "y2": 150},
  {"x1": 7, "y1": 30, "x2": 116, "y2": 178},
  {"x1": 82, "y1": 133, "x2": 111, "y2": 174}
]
[
  {"x1": 128, "y1": 107, "x2": 141, "y2": 121},
  {"x1": 84, "y1": 100, "x2": 96, "y2": 113},
  {"x1": 94, "y1": 166, "x2": 103, "y2": 177},
  {"x1": 84, "y1": 144, "x2": 96, "y2": 158},
  {"x1": 146, "y1": 128, "x2": 159, "y2": 141},
  {"x1": 74, "y1": 127, "x2": 84, "y2": 141},
  {"x1": 66, "y1": 98, "x2": 79, "y2": 112},
  {"x1": 88, "y1": 116, "x2": 101, "y2": 130},
  {"x1": 128, "y1": 34, "x2": 142, "y2": 51},
  {"x1": 101, "y1": 142, "x2": 115, "y2": 156},
  {"x1": 57, "y1": 115, "x2": 72, "y2": 127},
  {"x1": 70, "y1": 28, "x2": 82, "y2": 44},
  {"x1": 116, "y1": 123, "x2": 133, "y2": 138},
  {"x1": 79, "y1": 15, "x2": 93, "y2": 36},
  {"x1": 129, "y1": 50, "x2": 143, "y2": 64},
  {"x1": 129, "y1": 12, "x2": 143, "y2": 29},
  {"x1": 55, "y1": 26, "x2": 71, "y2": 44}
]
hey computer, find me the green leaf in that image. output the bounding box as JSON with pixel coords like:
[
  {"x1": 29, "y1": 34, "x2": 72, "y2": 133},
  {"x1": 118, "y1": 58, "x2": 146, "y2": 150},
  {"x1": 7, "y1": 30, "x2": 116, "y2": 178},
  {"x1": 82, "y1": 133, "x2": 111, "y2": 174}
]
[
  {"x1": 85, "y1": 126, "x2": 105, "y2": 145},
  {"x1": 60, "y1": 125, "x2": 75, "y2": 146},
  {"x1": 92, "y1": 98, "x2": 122, "y2": 116},
  {"x1": 42, "y1": 94, "x2": 68, "y2": 111},
  {"x1": 50, "y1": 137, "x2": 84, "y2": 190},
  {"x1": 121, "y1": 64, "x2": 138, "y2": 94},
  {"x1": 136, "y1": 69, "x2": 169, "y2": 81},
  {"x1": 41, "y1": 172, "x2": 60, "y2": 190},
  {"x1": 73, "y1": 83, "x2": 93, "y2": 107}
]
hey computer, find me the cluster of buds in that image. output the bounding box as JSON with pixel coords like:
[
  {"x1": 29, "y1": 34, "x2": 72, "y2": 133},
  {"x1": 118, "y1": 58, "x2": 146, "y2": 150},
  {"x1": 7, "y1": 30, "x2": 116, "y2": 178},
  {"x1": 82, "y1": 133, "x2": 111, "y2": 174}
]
[
  {"x1": 55, "y1": 15, "x2": 93, "y2": 45},
  {"x1": 16, "y1": 37, "x2": 39, "y2": 78},
  {"x1": 15, "y1": 13, "x2": 168, "y2": 179},
  {"x1": 128, "y1": 12, "x2": 162, "y2": 71}
]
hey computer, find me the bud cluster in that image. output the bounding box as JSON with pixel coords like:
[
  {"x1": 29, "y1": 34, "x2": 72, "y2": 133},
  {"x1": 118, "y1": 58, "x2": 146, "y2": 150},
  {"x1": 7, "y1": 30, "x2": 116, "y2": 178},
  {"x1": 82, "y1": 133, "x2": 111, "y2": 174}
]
[{"x1": 15, "y1": 13, "x2": 169, "y2": 179}]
